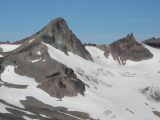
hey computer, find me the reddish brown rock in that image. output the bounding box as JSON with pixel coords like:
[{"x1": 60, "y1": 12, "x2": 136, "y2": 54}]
[{"x1": 109, "y1": 33, "x2": 153, "y2": 64}]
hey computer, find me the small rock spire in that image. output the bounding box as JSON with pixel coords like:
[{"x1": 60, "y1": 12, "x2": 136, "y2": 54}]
[{"x1": 126, "y1": 33, "x2": 134, "y2": 40}]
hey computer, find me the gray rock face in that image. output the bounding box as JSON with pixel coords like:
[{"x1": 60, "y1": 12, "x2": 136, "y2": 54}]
[
  {"x1": 0, "y1": 41, "x2": 86, "y2": 99},
  {"x1": 143, "y1": 37, "x2": 160, "y2": 48},
  {"x1": 13, "y1": 18, "x2": 93, "y2": 61}
]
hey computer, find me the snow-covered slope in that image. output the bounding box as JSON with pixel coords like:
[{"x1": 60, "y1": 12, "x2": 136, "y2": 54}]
[
  {"x1": 0, "y1": 44, "x2": 21, "y2": 52},
  {"x1": 0, "y1": 43, "x2": 160, "y2": 120},
  {"x1": 44, "y1": 43, "x2": 160, "y2": 120}
]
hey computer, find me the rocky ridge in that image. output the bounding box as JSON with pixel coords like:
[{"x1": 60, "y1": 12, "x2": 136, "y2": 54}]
[
  {"x1": 143, "y1": 37, "x2": 160, "y2": 48},
  {"x1": 12, "y1": 18, "x2": 93, "y2": 61},
  {"x1": 86, "y1": 33, "x2": 153, "y2": 65}
]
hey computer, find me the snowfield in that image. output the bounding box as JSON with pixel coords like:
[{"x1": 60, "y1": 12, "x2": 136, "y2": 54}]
[
  {"x1": 0, "y1": 44, "x2": 21, "y2": 52},
  {"x1": 0, "y1": 43, "x2": 160, "y2": 120}
]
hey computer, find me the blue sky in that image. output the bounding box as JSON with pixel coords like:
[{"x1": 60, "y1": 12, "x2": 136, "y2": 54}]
[{"x1": 0, "y1": 0, "x2": 160, "y2": 44}]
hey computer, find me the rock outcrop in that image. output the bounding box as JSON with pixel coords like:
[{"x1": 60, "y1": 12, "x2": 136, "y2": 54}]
[
  {"x1": 86, "y1": 33, "x2": 153, "y2": 65},
  {"x1": 109, "y1": 33, "x2": 153, "y2": 64},
  {"x1": 143, "y1": 37, "x2": 160, "y2": 48}
]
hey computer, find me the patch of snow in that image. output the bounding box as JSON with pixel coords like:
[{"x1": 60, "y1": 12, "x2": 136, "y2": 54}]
[
  {"x1": 39, "y1": 114, "x2": 52, "y2": 118},
  {"x1": 30, "y1": 58, "x2": 42, "y2": 63},
  {"x1": 0, "y1": 54, "x2": 3, "y2": 57},
  {"x1": 0, "y1": 103, "x2": 8, "y2": 113},
  {"x1": 1, "y1": 65, "x2": 37, "y2": 86},
  {"x1": 23, "y1": 116, "x2": 38, "y2": 120},
  {"x1": 42, "y1": 59, "x2": 46, "y2": 62},
  {"x1": 0, "y1": 44, "x2": 21, "y2": 52},
  {"x1": 85, "y1": 46, "x2": 119, "y2": 67},
  {"x1": 37, "y1": 51, "x2": 41, "y2": 56},
  {"x1": 29, "y1": 39, "x2": 35, "y2": 43}
]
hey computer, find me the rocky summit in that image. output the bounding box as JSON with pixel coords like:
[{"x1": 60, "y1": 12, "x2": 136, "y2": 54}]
[
  {"x1": 13, "y1": 18, "x2": 92, "y2": 61},
  {"x1": 109, "y1": 33, "x2": 153, "y2": 64},
  {"x1": 0, "y1": 18, "x2": 92, "y2": 120},
  {"x1": 86, "y1": 33, "x2": 153, "y2": 65}
]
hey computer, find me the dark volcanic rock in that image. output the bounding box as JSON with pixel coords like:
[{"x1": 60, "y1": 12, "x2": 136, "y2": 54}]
[
  {"x1": 109, "y1": 33, "x2": 153, "y2": 65},
  {"x1": 143, "y1": 37, "x2": 160, "y2": 48},
  {"x1": 12, "y1": 18, "x2": 92, "y2": 60}
]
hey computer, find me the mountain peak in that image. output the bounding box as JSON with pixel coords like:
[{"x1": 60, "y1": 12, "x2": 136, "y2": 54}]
[
  {"x1": 45, "y1": 17, "x2": 68, "y2": 33},
  {"x1": 110, "y1": 33, "x2": 137, "y2": 47},
  {"x1": 12, "y1": 18, "x2": 93, "y2": 60},
  {"x1": 109, "y1": 34, "x2": 153, "y2": 64},
  {"x1": 48, "y1": 17, "x2": 66, "y2": 26}
]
